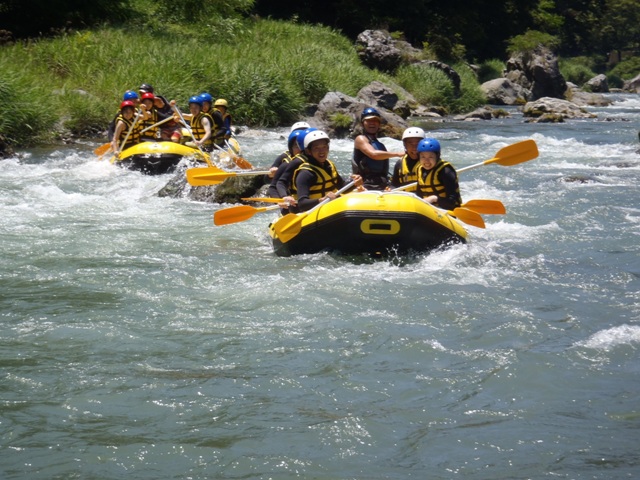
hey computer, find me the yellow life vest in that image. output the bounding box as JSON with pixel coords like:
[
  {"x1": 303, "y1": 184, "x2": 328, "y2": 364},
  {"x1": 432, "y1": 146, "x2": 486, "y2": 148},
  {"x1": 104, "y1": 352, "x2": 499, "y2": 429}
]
[
  {"x1": 398, "y1": 154, "x2": 420, "y2": 191},
  {"x1": 416, "y1": 160, "x2": 460, "y2": 203},
  {"x1": 116, "y1": 112, "x2": 142, "y2": 149},
  {"x1": 140, "y1": 109, "x2": 159, "y2": 140},
  {"x1": 292, "y1": 159, "x2": 340, "y2": 200},
  {"x1": 189, "y1": 112, "x2": 213, "y2": 146}
]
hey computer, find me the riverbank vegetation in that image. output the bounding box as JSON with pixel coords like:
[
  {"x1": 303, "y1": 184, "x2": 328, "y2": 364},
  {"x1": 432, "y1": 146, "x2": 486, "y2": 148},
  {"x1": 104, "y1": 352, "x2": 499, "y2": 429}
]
[{"x1": 1, "y1": 0, "x2": 639, "y2": 148}]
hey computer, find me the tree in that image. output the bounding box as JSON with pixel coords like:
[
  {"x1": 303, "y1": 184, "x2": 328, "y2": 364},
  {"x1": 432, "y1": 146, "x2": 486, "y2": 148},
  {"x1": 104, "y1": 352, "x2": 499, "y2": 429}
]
[{"x1": 0, "y1": 0, "x2": 132, "y2": 39}]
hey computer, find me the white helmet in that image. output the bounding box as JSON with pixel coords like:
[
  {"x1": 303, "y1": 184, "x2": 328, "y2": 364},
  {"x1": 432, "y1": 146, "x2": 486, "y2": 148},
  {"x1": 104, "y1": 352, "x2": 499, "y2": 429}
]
[
  {"x1": 290, "y1": 121, "x2": 311, "y2": 132},
  {"x1": 402, "y1": 127, "x2": 426, "y2": 141},
  {"x1": 303, "y1": 130, "x2": 330, "y2": 149}
]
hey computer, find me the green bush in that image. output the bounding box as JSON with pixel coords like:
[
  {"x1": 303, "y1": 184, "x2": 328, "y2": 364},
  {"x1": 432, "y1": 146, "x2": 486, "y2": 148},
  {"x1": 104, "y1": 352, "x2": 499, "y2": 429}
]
[
  {"x1": 507, "y1": 30, "x2": 560, "y2": 54},
  {"x1": 559, "y1": 57, "x2": 597, "y2": 85},
  {"x1": 394, "y1": 62, "x2": 484, "y2": 114},
  {"x1": 608, "y1": 57, "x2": 640, "y2": 80},
  {"x1": 477, "y1": 59, "x2": 505, "y2": 83},
  {"x1": 0, "y1": 70, "x2": 57, "y2": 146}
]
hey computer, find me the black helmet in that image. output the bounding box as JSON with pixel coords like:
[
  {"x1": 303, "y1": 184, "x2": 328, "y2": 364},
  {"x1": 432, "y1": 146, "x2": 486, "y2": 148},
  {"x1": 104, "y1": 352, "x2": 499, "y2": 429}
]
[
  {"x1": 139, "y1": 83, "x2": 154, "y2": 93},
  {"x1": 360, "y1": 107, "x2": 381, "y2": 122}
]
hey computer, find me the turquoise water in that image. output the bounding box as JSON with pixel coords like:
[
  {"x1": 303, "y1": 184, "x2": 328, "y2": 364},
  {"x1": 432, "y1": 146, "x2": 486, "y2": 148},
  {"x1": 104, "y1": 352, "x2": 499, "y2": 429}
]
[{"x1": 1, "y1": 94, "x2": 639, "y2": 479}]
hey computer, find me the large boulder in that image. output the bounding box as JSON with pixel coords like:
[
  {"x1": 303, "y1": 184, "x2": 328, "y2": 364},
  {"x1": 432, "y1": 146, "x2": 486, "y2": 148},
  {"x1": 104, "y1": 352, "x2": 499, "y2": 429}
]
[
  {"x1": 522, "y1": 97, "x2": 597, "y2": 121},
  {"x1": 311, "y1": 86, "x2": 408, "y2": 139},
  {"x1": 480, "y1": 78, "x2": 528, "y2": 105},
  {"x1": 623, "y1": 73, "x2": 640, "y2": 93},
  {"x1": 586, "y1": 74, "x2": 609, "y2": 93},
  {"x1": 505, "y1": 46, "x2": 567, "y2": 100},
  {"x1": 355, "y1": 30, "x2": 403, "y2": 73}
]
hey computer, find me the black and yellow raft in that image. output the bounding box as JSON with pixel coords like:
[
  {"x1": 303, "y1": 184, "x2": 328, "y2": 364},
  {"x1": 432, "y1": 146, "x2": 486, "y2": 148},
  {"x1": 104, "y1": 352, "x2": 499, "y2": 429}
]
[
  {"x1": 268, "y1": 191, "x2": 468, "y2": 257},
  {"x1": 110, "y1": 141, "x2": 204, "y2": 174}
]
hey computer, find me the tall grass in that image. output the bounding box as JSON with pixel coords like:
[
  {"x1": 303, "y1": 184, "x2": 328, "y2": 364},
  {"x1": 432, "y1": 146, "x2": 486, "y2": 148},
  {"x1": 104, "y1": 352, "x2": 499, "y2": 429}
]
[
  {"x1": 1, "y1": 18, "x2": 485, "y2": 147},
  {"x1": 394, "y1": 62, "x2": 485, "y2": 114}
]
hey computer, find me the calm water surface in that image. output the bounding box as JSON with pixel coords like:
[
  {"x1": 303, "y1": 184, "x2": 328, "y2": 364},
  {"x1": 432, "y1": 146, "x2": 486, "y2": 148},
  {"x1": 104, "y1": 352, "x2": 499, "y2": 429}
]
[{"x1": 1, "y1": 95, "x2": 640, "y2": 479}]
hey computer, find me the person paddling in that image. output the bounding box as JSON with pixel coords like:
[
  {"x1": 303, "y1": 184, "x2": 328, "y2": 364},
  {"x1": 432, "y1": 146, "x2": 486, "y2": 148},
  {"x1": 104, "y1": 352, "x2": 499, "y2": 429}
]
[
  {"x1": 294, "y1": 130, "x2": 362, "y2": 212},
  {"x1": 110, "y1": 100, "x2": 144, "y2": 155}
]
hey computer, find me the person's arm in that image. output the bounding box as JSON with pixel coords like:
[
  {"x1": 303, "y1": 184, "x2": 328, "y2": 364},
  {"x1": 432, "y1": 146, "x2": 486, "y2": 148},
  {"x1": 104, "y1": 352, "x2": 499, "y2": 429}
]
[
  {"x1": 275, "y1": 159, "x2": 300, "y2": 198},
  {"x1": 295, "y1": 169, "x2": 323, "y2": 212},
  {"x1": 354, "y1": 135, "x2": 404, "y2": 161},
  {"x1": 390, "y1": 159, "x2": 402, "y2": 187},
  {"x1": 111, "y1": 120, "x2": 125, "y2": 153},
  {"x1": 196, "y1": 117, "x2": 212, "y2": 146},
  {"x1": 436, "y1": 166, "x2": 461, "y2": 210}
]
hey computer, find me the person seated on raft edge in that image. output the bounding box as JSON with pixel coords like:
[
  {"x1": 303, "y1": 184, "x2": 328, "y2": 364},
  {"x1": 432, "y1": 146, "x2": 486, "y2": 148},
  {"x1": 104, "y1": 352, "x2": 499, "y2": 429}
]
[
  {"x1": 213, "y1": 98, "x2": 232, "y2": 147},
  {"x1": 139, "y1": 83, "x2": 178, "y2": 141},
  {"x1": 415, "y1": 138, "x2": 462, "y2": 211},
  {"x1": 391, "y1": 127, "x2": 426, "y2": 191},
  {"x1": 169, "y1": 96, "x2": 213, "y2": 152},
  {"x1": 107, "y1": 90, "x2": 142, "y2": 142},
  {"x1": 139, "y1": 92, "x2": 164, "y2": 142},
  {"x1": 265, "y1": 124, "x2": 309, "y2": 198},
  {"x1": 110, "y1": 100, "x2": 146, "y2": 156},
  {"x1": 267, "y1": 121, "x2": 310, "y2": 179},
  {"x1": 292, "y1": 130, "x2": 363, "y2": 213},
  {"x1": 274, "y1": 127, "x2": 317, "y2": 214},
  {"x1": 352, "y1": 107, "x2": 404, "y2": 191}
]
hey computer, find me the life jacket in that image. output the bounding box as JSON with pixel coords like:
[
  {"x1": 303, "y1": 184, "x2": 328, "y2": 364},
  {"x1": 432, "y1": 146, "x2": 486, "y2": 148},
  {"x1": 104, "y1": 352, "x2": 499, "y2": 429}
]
[
  {"x1": 397, "y1": 154, "x2": 420, "y2": 191},
  {"x1": 285, "y1": 153, "x2": 309, "y2": 198},
  {"x1": 189, "y1": 112, "x2": 213, "y2": 146},
  {"x1": 140, "y1": 108, "x2": 159, "y2": 140},
  {"x1": 217, "y1": 108, "x2": 232, "y2": 139},
  {"x1": 210, "y1": 109, "x2": 226, "y2": 146},
  {"x1": 115, "y1": 113, "x2": 142, "y2": 149},
  {"x1": 352, "y1": 134, "x2": 389, "y2": 189},
  {"x1": 292, "y1": 158, "x2": 339, "y2": 200},
  {"x1": 417, "y1": 160, "x2": 461, "y2": 206}
]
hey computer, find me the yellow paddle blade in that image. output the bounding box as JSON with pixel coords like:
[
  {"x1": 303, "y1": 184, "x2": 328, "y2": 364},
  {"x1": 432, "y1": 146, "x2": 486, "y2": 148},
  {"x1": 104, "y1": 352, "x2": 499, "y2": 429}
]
[
  {"x1": 462, "y1": 199, "x2": 506, "y2": 215},
  {"x1": 214, "y1": 205, "x2": 279, "y2": 226},
  {"x1": 273, "y1": 213, "x2": 303, "y2": 242},
  {"x1": 231, "y1": 155, "x2": 253, "y2": 170},
  {"x1": 185, "y1": 166, "x2": 226, "y2": 186},
  {"x1": 458, "y1": 139, "x2": 539, "y2": 173},
  {"x1": 448, "y1": 207, "x2": 485, "y2": 228},
  {"x1": 186, "y1": 168, "x2": 270, "y2": 186},
  {"x1": 94, "y1": 143, "x2": 112, "y2": 156}
]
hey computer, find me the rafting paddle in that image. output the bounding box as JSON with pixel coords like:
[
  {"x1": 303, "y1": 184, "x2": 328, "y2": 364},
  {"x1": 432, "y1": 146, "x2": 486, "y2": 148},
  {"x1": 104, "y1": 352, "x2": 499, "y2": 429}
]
[
  {"x1": 457, "y1": 139, "x2": 539, "y2": 173},
  {"x1": 243, "y1": 196, "x2": 504, "y2": 215},
  {"x1": 445, "y1": 207, "x2": 485, "y2": 228},
  {"x1": 186, "y1": 168, "x2": 271, "y2": 187},
  {"x1": 214, "y1": 204, "x2": 281, "y2": 226},
  {"x1": 172, "y1": 103, "x2": 216, "y2": 168},
  {"x1": 213, "y1": 142, "x2": 253, "y2": 170},
  {"x1": 394, "y1": 139, "x2": 539, "y2": 192},
  {"x1": 273, "y1": 180, "x2": 356, "y2": 243}
]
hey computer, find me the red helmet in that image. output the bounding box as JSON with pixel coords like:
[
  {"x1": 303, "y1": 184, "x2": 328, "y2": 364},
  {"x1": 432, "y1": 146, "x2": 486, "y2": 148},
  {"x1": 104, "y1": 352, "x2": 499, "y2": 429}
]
[
  {"x1": 141, "y1": 92, "x2": 155, "y2": 101},
  {"x1": 120, "y1": 100, "x2": 136, "y2": 110}
]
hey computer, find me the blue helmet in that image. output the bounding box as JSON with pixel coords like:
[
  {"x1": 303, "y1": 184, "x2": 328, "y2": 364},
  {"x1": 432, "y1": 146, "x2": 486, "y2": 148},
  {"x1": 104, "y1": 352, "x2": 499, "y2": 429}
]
[
  {"x1": 123, "y1": 90, "x2": 139, "y2": 101},
  {"x1": 199, "y1": 92, "x2": 213, "y2": 104},
  {"x1": 288, "y1": 129, "x2": 303, "y2": 152},
  {"x1": 189, "y1": 95, "x2": 203, "y2": 106},
  {"x1": 296, "y1": 127, "x2": 317, "y2": 150},
  {"x1": 417, "y1": 138, "x2": 441, "y2": 153},
  {"x1": 360, "y1": 107, "x2": 381, "y2": 122}
]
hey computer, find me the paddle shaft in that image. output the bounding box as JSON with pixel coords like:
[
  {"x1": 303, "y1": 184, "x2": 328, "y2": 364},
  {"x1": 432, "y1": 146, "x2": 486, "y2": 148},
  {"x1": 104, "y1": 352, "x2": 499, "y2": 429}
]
[
  {"x1": 214, "y1": 204, "x2": 280, "y2": 226},
  {"x1": 273, "y1": 180, "x2": 356, "y2": 242},
  {"x1": 172, "y1": 104, "x2": 214, "y2": 167},
  {"x1": 140, "y1": 115, "x2": 174, "y2": 134},
  {"x1": 116, "y1": 108, "x2": 143, "y2": 157}
]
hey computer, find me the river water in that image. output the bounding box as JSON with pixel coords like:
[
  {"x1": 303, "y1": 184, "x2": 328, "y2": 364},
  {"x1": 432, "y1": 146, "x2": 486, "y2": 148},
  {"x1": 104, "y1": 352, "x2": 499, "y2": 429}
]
[{"x1": 1, "y1": 95, "x2": 640, "y2": 479}]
